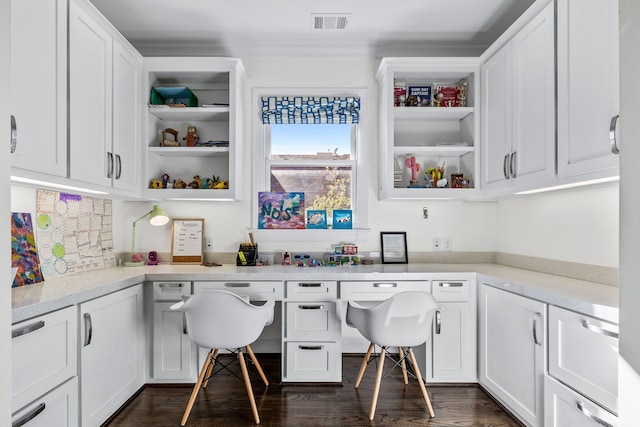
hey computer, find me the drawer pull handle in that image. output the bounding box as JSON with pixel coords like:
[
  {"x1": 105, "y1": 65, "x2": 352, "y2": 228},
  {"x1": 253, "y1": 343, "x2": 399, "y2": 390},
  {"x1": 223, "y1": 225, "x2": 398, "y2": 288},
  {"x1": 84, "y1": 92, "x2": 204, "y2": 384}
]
[
  {"x1": 299, "y1": 283, "x2": 323, "y2": 287},
  {"x1": 576, "y1": 401, "x2": 616, "y2": 427},
  {"x1": 439, "y1": 282, "x2": 464, "y2": 288},
  {"x1": 12, "y1": 321, "x2": 45, "y2": 338},
  {"x1": 84, "y1": 313, "x2": 93, "y2": 347},
  {"x1": 373, "y1": 283, "x2": 396, "y2": 288},
  {"x1": 299, "y1": 345, "x2": 324, "y2": 350},
  {"x1": 299, "y1": 305, "x2": 324, "y2": 310},
  {"x1": 532, "y1": 312, "x2": 542, "y2": 346},
  {"x1": 435, "y1": 310, "x2": 442, "y2": 335},
  {"x1": 582, "y1": 320, "x2": 619, "y2": 339},
  {"x1": 107, "y1": 152, "x2": 114, "y2": 178},
  {"x1": 610, "y1": 115, "x2": 620, "y2": 155},
  {"x1": 225, "y1": 283, "x2": 250, "y2": 288},
  {"x1": 183, "y1": 312, "x2": 188, "y2": 335},
  {"x1": 12, "y1": 403, "x2": 46, "y2": 427},
  {"x1": 159, "y1": 283, "x2": 184, "y2": 288},
  {"x1": 503, "y1": 153, "x2": 510, "y2": 179}
]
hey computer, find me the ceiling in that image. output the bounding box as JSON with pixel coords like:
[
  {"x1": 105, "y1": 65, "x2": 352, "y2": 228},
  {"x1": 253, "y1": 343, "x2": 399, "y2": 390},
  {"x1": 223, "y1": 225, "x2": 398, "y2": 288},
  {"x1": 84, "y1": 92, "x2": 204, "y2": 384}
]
[{"x1": 89, "y1": 0, "x2": 536, "y2": 58}]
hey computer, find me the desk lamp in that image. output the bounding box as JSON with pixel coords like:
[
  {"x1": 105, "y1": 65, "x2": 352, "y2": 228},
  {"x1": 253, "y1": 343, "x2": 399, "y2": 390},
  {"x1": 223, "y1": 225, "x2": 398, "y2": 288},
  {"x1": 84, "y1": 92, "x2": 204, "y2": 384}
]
[{"x1": 124, "y1": 204, "x2": 169, "y2": 267}]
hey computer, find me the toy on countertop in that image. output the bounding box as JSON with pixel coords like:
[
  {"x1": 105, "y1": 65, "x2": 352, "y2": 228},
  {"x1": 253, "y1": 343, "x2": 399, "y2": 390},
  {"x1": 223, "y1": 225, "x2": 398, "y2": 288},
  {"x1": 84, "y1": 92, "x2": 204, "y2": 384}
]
[
  {"x1": 148, "y1": 251, "x2": 158, "y2": 266},
  {"x1": 130, "y1": 253, "x2": 144, "y2": 263},
  {"x1": 161, "y1": 128, "x2": 180, "y2": 147},
  {"x1": 174, "y1": 178, "x2": 187, "y2": 189},
  {"x1": 405, "y1": 156, "x2": 421, "y2": 186},
  {"x1": 183, "y1": 125, "x2": 199, "y2": 147}
]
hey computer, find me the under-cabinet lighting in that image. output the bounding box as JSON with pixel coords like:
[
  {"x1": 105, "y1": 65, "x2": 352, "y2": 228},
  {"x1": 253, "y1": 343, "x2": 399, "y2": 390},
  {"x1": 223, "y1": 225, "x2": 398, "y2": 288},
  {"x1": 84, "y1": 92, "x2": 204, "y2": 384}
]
[
  {"x1": 164, "y1": 198, "x2": 236, "y2": 202},
  {"x1": 515, "y1": 176, "x2": 619, "y2": 195},
  {"x1": 10, "y1": 176, "x2": 109, "y2": 195}
]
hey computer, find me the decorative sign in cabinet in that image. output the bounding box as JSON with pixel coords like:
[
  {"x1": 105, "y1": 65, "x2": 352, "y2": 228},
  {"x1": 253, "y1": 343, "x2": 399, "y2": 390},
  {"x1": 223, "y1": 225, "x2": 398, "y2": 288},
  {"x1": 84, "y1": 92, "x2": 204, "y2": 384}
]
[
  {"x1": 376, "y1": 58, "x2": 480, "y2": 199},
  {"x1": 142, "y1": 57, "x2": 246, "y2": 201}
]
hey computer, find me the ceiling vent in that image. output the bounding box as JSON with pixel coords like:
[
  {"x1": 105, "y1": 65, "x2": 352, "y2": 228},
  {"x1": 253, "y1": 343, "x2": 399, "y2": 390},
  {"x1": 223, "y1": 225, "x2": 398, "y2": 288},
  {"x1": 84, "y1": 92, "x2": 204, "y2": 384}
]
[{"x1": 311, "y1": 13, "x2": 351, "y2": 30}]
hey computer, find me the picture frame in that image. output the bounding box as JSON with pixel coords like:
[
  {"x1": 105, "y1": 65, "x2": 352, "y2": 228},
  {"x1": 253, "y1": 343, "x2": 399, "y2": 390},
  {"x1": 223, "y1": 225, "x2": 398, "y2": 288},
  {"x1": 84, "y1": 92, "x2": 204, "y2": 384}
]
[
  {"x1": 258, "y1": 192, "x2": 305, "y2": 229},
  {"x1": 170, "y1": 218, "x2": 204, "y2": 264},
  {"x1": 306, "y1": 210, "x2": 327, "y2": 229},
  {"x1": 380, "y1": 231, "x2": 408, "y2": 264},
  {"x1": 332, "y1": 209, "x2": 353, "y2": 229}
]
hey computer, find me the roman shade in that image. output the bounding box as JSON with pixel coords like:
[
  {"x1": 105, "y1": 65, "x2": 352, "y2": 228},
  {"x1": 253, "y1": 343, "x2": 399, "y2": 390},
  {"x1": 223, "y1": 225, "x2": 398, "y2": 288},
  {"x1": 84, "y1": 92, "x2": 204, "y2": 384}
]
[{"x1": 261, "y1": 96, "x2": 360, "y2": 124}]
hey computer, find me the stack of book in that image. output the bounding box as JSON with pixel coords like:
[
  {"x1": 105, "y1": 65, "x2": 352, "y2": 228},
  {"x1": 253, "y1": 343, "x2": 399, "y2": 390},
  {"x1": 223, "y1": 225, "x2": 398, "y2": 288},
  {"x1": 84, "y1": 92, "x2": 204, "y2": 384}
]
[{"x1": 394, "y1": 158, "x2": 404, "y2": 188}]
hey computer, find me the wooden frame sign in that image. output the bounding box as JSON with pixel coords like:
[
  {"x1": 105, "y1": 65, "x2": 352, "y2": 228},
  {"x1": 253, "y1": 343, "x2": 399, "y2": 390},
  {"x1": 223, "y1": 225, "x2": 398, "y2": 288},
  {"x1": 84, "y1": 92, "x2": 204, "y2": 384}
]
[
  {"x1": 170, "y1": 218, "x2": 205, "y2": 264},
  {"x1": 380, "y1": 231, "x2": 408, "y2": 264}
]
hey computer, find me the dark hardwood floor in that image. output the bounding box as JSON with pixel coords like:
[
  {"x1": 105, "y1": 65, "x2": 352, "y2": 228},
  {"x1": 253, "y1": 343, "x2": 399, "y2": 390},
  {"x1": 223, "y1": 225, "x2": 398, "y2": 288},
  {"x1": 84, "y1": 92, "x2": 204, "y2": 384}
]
[{"x1": 105, "y1": 354, "x2": 522, "y2": 427}]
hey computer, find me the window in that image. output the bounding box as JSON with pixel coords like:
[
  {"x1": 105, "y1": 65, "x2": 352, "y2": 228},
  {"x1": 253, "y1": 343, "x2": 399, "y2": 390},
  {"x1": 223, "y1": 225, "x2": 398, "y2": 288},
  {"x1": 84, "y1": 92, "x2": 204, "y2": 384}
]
[{"x1": 252, "y1": 91, "x2": 368, "y2": 235}]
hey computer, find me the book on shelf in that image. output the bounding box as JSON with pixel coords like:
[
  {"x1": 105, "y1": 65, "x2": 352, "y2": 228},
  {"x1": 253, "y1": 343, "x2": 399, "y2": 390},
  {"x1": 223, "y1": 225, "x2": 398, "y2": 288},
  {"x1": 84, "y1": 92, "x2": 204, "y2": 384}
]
[{"x1": 406, "y1": 85, "x2": 432, "y2": 107}]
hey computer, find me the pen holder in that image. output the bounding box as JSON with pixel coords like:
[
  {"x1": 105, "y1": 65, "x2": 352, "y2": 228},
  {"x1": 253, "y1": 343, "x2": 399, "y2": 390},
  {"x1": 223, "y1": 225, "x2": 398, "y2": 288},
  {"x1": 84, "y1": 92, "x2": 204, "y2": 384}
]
[{"x1": 237, "y1": 243, "x2": 258, "y2": 266}]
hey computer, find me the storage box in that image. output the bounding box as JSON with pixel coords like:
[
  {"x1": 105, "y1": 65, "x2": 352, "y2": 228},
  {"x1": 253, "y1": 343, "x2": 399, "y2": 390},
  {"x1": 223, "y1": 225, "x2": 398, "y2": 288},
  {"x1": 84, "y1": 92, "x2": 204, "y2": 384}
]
[{"x1": 150, "y1": 87, "x2": 198, "y2": 107}]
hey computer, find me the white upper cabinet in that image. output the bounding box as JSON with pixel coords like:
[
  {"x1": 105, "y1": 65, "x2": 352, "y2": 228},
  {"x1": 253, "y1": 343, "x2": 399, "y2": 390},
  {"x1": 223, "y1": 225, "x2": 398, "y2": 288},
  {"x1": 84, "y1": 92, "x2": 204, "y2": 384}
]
[
  {"x1": 557, "y1": 0, "x2": 620, "y2": 178},
  {"x1": 10, "y1": 0, "x2": 68, "y2": 178},
  {"x1": 481, "y1": 2, "x2": 555, "y2": 194}
]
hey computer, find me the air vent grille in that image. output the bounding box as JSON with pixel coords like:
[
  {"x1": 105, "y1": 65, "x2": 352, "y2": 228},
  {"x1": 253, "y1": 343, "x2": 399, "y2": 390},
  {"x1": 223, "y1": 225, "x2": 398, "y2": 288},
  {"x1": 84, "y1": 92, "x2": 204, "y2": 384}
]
[{"x1": 311, "y1": 13, "x2": 351, "y2": 30}]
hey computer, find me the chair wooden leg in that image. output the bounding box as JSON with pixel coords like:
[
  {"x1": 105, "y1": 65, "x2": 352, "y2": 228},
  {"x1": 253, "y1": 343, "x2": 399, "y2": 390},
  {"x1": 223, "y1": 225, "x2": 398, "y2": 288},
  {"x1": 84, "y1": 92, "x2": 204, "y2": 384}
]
[
  {"x1": 369, "y1": 346, "x2": 386, "y2": 420},
  {"x1": 246, "y1": 345, "x2": 269, "y2": 386},
  {"x1": 408, "y1": 348, "x2": 435, "y2": 418},
  {"x1": 181, "y1": 349, "x2": 213, "y2": 426},
  {"x1": 202, "y1": 349, "x2": 219, "y2": 389},
  {"x1": 355, "y1": 342, "x2": 374, "y2": 388},
  {"x1": 238, "y1": 349, "x2": 260, "y2": 424},
  {"x1": 398, "y1": 347, "x2": 409, "y2": 385}
]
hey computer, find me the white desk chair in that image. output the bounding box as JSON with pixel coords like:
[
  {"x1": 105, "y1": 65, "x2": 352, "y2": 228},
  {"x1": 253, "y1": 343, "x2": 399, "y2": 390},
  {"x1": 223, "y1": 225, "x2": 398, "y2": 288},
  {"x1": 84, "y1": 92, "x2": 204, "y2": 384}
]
[
  {"x1": 171, "y1": 290, "x2": 274, "y2": 425},
  {"x1": 346, "y1": 291, "x2": 440, "y2": 420}
]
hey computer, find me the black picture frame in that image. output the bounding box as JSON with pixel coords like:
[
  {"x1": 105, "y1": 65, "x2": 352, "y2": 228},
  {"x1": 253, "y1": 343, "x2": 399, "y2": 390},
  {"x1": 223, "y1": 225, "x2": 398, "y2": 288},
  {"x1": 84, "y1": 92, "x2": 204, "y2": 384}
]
[{"x1": 380, "y1": 231, "x2": 408, "y2": 264}]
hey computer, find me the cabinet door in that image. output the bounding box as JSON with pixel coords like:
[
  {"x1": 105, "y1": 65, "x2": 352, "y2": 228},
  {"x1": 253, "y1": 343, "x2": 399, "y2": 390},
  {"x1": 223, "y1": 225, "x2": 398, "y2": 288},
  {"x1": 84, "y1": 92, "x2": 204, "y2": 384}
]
[
  {"x1": 10, "y1": 0, "x2": 67, "y2": 177},
  {"x1": 431, "y1": 302, "x2": 477, "y2": 382},
  {"x1": 80, "y1": 285, "x2": 144, "y2": 426},
  {"x1": 557, "y1": 0, "x2": 619, "y2": 177},
  {"x1": 69, "y1": 0, "x2": 113, "y2": 187},
  {"x1": 153, "y1": 302, "x2": 196, "y2": 381},
  {"x1": 112, "y1": 40, "x2": 142, "y2": 193},
  {"x1": 11, "y1": 377, "x2": 78, "y2": 427},
  {"x1": 479, "y1": 284, "x2": 546, "y2": 427},
  {"x1": 481, "y1": 44, "x2": 512, "y2": 191},
  {"x1": 511, "y1": 2, "x2": 556, "y2": 188}
]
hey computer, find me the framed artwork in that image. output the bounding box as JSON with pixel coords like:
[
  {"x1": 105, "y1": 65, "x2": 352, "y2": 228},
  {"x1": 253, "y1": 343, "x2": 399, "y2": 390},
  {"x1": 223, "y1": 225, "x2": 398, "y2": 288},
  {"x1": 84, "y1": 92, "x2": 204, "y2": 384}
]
[
  {"x1": 170, "y1": 218, "x2": 204, "y2": 264},
  {"x1": 380, "y1": 231, "x2": 408, "y2": 264},
  {"x1": 258, "y1": 192, "x2": 305, "y2": 229},
  {"x1": 306, "y1": 210, "x2": 327, "y2": 229},
  {"x1": 332, "y1": 209, "x2": 352, "y2": 229}
]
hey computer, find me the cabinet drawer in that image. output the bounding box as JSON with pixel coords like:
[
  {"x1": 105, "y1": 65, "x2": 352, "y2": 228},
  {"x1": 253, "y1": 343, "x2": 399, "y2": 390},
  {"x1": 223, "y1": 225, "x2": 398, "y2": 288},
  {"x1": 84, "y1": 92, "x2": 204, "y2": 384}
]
[
  {"x1": 432, "y1": 280, "x2": 470, "y2": 302},
  {"x1": 195, "y1": 281, "x2": 284, "y2": 301},
  {"x1": 340, "y1": 280, "x2": 429, "y2": 301},
  {"x1": 284, "y1": 341, "x2": 341, "y2": 382},
  {"x1": 548, "y1": 305, "x2": 618, "y2": 413},
  {"x1": 152, "y1": 281, "x2": 191, "y2": 301},
  {"x1": 12, "y1": 306, "x2": 77, "y2": 413},
  {"x1": 544, "y1": 375, "x2": 618, "y2": 427},
  {"x1": 286, "y1": 281, "x2": 338, "y2": 300},
  {"x1": 285, "y1": 302, "x2": 340, "y2": 341},
  {"x1": 12, "y1": 377, "x2": 79, "y2": 427}
]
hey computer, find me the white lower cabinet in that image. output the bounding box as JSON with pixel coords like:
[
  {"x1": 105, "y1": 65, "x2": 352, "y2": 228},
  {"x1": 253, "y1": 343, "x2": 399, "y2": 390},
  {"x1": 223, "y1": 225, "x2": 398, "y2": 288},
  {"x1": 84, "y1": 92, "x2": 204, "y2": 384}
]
[
  {"x1": 80, "y1": 285, "x2": 144, "y2": 426},
  {"x1": 11, "y1": 377, "x2": 78, "y2": 427},
  {"x1": 479, "y1": 284, "x2": 546, "y2": 427}
]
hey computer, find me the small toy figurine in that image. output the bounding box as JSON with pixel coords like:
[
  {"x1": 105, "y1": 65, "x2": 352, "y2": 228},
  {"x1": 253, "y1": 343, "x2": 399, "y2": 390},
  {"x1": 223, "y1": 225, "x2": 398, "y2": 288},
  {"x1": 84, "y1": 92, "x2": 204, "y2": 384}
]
[
  {"x1": 150, "y1": 180, "x2": 163, "y2": 189},
  {"x1": 148, "y1": 251, "x2": 158, "y2": 266},
  {"x1": 161, "y1": 173, "x2": 170, "y2": 188},
  {"x1": 183, "y1": 125, "x2": 199, "y2": 147},
  {"x1": 161, "y1": 128, "x2": 180, "y2": 147},
  {"x1": 130, "y1": 253, "x2": 143, "y2": 263},
  {"x1": 190, "y1": 175, "x2": 202, "y2": 189},
  {"x1": 405, "y1": 156, "x2": 421, "y2": 186},
  {"x1": 174, "y1": 178, "x2": 187, "y2": 189}
]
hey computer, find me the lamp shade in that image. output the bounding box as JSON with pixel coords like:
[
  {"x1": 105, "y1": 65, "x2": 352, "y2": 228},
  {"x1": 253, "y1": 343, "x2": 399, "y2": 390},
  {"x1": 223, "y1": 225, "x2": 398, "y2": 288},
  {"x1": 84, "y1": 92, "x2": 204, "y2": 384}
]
[{"x1": 149, "y1": 204, "x2": 169, "y2": 226}]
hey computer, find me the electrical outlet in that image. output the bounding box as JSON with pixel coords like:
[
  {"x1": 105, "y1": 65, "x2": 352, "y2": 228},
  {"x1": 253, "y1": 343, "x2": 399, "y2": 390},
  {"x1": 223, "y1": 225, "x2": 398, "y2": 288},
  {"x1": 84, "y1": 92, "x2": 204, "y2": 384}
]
[
  {"x1": 205, "y1": 237, "x2": 213, "y2": 252},
  {"x1": 443, "y1": 237, "x2": 452, "y2": 251},
  {"x1": 432, "y1": 237, "x2": 441, "y2": 251}
]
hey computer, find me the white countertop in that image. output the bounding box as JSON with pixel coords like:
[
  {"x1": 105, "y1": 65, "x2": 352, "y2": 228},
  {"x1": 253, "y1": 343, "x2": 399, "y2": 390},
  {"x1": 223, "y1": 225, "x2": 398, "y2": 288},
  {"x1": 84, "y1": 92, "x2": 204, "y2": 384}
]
[{"x1": 11, "y1": 263, "x2": 619, "y2": 324}]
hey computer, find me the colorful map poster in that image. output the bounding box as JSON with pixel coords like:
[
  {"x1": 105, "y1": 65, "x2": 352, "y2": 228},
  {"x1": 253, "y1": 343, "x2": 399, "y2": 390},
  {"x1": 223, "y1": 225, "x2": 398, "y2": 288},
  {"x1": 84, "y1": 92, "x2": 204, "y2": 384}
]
[
  {"x1": 36, "y1": 190, "x2": 116, "y2": 278},
  {"x1": 11, "y1": 212, "x2": 43, "y2": 287}
]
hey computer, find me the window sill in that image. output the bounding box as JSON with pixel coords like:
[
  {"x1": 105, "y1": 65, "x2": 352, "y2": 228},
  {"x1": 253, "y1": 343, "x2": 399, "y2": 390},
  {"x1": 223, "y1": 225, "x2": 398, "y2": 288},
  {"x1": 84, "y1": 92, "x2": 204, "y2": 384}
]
[{"x1": 249, "y1": 228, "x2": 371, "y2": 243}]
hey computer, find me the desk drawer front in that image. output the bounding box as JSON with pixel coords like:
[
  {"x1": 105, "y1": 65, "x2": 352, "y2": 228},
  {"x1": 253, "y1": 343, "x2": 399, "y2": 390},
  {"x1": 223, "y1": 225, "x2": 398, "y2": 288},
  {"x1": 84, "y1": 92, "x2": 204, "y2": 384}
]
[
  {"x1": 286, "y1": 281, "x2": 338, "y2": 300},
  {"x1": 549, "y1": 305, "x2": 618, "y2": 413},
  {"x1": 285, "y1": 302, "x2": 340, "y2": 341},
  {"x1": 284, "y1": 341, "x2": 341, "y2": 382},
  {"x1": 12, "y1": 306, "x2": 77, "y2": 413},
  {"x1": 195, "y1": 281, "x2": 284, "y2": 301},
  {"x1": 432, "y1": 280, "x2": 470, "y2": 302},
  {"x1": 340, "y1": 280, "x2": 429, "y2": 301},
  {"x1": 152, "y1": 281, "x2": 191, "y2": 301}
]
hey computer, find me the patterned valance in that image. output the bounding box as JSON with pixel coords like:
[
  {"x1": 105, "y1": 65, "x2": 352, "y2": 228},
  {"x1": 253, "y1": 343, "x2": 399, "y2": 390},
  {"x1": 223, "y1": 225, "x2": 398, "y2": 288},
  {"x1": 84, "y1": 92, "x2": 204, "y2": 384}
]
[{"x1": 261, "y1": 96, "x2": 360, "y2": 124}]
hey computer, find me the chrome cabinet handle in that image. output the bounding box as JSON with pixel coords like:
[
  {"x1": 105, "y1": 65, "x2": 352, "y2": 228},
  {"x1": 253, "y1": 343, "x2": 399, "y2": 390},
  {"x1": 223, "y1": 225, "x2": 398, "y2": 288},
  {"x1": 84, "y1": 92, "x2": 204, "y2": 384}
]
[
  {"x1": 299, "y1": 305, "x2": 324, "y2": 310},
  {"x1": 532, "y1": 312, "x2": 542, "y2": 346},
  {"x1": 373, "y1": 283, "x2": 396, "y2": 288},
  {"x1": 299, "y1": 345, "x2": 324, "y2": 350},
  {"x1": 12, "y1": 403, "x2": 46, "y2": 427},
  {"x1": 610, "y1": 115, "x2": 620, "y2": 154},
  {"x1": 225, "y1": 283, "x2": 250, "y2": 288},
  {"x1": 11, "y1": 115, "x2": 17, "y2": 154},
  {"x1": 83, "y1": 313, "x2": 93, "y2": 347},
  {"x1": 298, "y1": 283, "x2": 324, "y2": 287},
  {"x1": 107, "y1": 152, "x2": 114, "y2": 178},
  {"x1": 115, "y1": 154, "x2": 122, "y2": 179},
  {"x1": 12, "y1": 320, "x2": 45, "y2": 339},
  {"x1": 576, "y1": 401, "x2": 616, "y2": 427},
  {"x1": 582, "y1": 319, "x2": 619, "y2": 339},
  {"x1": 503, "y1": 153, "x2": 510, "y2": 179},
  {"x1": 159, "y1": 282, "x2": 184, "y2": 289},
  {"x1": 510, "y1": 151, "x2": 517, "y2": 178},
  {"x1": 439, "y1": 282, "x2": 464, "y2": 288},
  {"x1": 435, "y1": 310, "x2": 442, "y2": 335}
]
